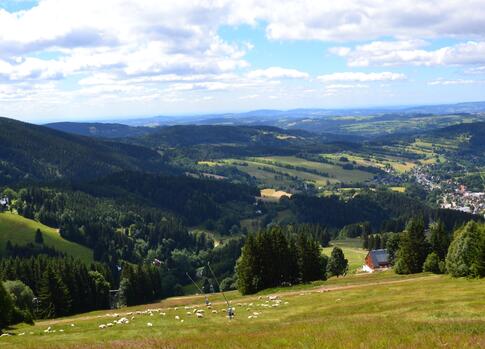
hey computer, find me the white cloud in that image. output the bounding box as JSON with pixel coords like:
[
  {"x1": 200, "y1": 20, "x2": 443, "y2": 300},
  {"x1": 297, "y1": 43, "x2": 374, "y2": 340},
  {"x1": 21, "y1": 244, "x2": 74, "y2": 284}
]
[
  {"x1": 331, "y1": 40, "x2": 485, "y2": 67},
  {"x1": 246, "y1": 67, "x2": 309, "y2": 79},
  {"x1": 427, "y1": 79, "x2": 483, "y2": 86},
  {"x1": 0, "y1": 0, "x2": 484, "y2": 119},
  {"x1": 242, "y1": 0, "x2": 485, "y2": 41},
  {"x1": 318, "y1": 72, "x2": 406, "y2": 82}
]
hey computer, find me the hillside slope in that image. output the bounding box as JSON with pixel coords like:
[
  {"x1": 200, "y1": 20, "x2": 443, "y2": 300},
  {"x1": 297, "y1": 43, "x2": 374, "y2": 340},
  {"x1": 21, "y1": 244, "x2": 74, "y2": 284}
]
[
  {"x1": 0, "y1": 117, "x2": 166, "y2": 184},
  {"x1": 0, "y1": 212, "x2": 93, "y2": 264},
  {"x1": 45, "y1": 122, "x2": 157, "y2": 139},
  {"x1": 3, "y1": 272, "x2": 484, "y2": 348}
]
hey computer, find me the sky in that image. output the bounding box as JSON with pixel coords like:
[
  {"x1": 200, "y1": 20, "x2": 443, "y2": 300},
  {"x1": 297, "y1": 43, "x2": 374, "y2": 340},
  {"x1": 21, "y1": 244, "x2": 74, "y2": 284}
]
[{"x1": 1, "y1": 0, "x2": 485, "y2": 122}]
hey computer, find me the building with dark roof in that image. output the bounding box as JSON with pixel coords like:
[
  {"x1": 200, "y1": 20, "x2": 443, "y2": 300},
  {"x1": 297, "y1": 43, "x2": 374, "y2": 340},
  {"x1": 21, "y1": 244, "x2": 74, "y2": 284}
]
[{"x1": 365, "y1": 249, "x2": 390, "y2": 270}]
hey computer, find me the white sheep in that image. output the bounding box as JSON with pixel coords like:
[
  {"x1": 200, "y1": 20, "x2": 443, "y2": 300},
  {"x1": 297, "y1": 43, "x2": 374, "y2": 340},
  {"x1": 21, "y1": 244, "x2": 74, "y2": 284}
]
[
  {"x1": 147, "y1": 322, "x2": 153, "y2": 327},
  {"x1": 196, "y1": 312, "x2": 204, "y2": 318},
  {"x1": 175, "y1": 315, "x2": 180, "y2": 320},
  {"x1": 99, "y1": 324, "x2": 107, "y2": 329}
]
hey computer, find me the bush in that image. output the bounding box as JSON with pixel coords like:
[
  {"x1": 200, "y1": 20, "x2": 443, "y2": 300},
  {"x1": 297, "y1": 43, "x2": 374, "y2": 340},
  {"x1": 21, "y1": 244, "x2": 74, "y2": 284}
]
[
  {"x1": 423, "y1": 252, "x2": 444, "y2": 274},
  {"x1": 2, "y1": 280, "x2": 35, "y2": 314},
  {"x1": 220, "y1": 277, "x2": 236, "y2": 292}
]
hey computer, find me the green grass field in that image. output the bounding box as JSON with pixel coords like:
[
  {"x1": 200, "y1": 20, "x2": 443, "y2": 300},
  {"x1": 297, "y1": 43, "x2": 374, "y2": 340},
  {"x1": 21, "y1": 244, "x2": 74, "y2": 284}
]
[
  {"x1": 322, "y1": 239, "x2": 367, "y2": 273},
  {"x1": 0, "y1": 212, "x2": 93, "y2": 264},
  {"x1": 2, "y1": 272, "x2": 484, "y2": 348}
]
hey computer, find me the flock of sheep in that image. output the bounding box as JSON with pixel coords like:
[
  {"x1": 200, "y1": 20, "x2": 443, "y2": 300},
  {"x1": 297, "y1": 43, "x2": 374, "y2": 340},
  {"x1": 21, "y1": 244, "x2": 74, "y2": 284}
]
[
  {"x1": 1, "y1": 295, "x2": 290, "y2": 339},
  {"x1": 95, "y1": 295, "x2": 289, "y2": 330}
]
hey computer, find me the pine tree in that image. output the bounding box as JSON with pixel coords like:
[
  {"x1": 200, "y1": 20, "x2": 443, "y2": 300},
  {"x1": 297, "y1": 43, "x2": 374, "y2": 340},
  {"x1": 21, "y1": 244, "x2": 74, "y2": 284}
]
[
  {"x1": 429, "y1": 220, "x2": 449, "y2": 260},
  {"x1": 446, "y1": 221, "x2": 484, "y2": 277},
  {"x1": 362, "y1": 231, "x2": 369, "y2": 250},
  {"x1": 38, "y1": 267, "x2": 72, "y2": 318},
  {"x1": 236, "y1": 234, "x2": 260, "y2": 295},
  {"x1": 374, "y1": 235, "x2": 381, "y2": 250},
  {"x1": 326, "y1": 247, "x2": 348, "y2": 278},
  {"x1": 34, "y1": 229, "x2": 44, "y2": 244},
  {"x1": 395, "y1": 217, "x2": 429, "y2": 274},
  {"x1": 296, "y1": 234, "x2": 325, "y2": 282}
]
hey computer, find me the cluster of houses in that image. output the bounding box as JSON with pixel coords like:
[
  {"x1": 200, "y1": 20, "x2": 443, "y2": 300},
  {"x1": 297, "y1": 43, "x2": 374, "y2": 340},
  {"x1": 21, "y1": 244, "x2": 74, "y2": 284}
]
[
  {"x1": 441, "y1": 185, "x2": 485, "y2": 217},
  {"x1": 413, "y1": 165, "x2": 485, "y2": 217},
  {"x1": 0, "y1": 197, "x2": 9, "y2": 212}
]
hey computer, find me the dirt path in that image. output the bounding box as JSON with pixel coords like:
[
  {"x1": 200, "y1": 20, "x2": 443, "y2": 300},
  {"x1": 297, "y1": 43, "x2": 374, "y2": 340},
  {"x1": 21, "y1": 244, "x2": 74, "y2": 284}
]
[{"x1": 37, "y1": 274, "x2": 438, "y2": 326}]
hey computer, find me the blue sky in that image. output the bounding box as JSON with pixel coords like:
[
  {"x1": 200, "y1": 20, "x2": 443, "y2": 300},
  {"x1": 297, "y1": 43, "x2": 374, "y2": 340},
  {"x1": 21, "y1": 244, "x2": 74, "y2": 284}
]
[{"x1": 0, "y1": 0, "x2": 485, "y2": 122}]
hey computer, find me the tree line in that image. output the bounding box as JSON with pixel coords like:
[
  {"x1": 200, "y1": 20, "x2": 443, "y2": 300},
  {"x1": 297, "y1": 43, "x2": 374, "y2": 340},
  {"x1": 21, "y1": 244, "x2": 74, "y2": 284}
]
[
  {"x1": 366, "y1": 217, "x2": 484, "y2": 278},
  {"x1": 236, "y1": 225, "x2": 347, "y2": 295}
]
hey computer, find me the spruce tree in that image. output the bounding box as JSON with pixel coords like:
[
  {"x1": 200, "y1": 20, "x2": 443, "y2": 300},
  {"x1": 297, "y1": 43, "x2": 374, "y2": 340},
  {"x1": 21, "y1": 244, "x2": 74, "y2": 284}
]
[
  {"x1": 38, "y1": 267, "x2": 72, "y2": 318},
  {"x1": 446, "y1": 221, "x2": 484, "y2": 278},
  {"x1": 236, "y1": 234, "x2": 260, "y2": 295},
  {"x1": 35, "y1": 229, "x2": 44, "y2": 244},
  {"x1": 326, "y1": 247, "x2": 348, "y2": 278},
  {"x1": 362, "y1": 232, "x2": 369, "y2": 250},
  {"x1": 429, "y1": 220, "x2": 449, "y2": 260},
  {"x1": 395, "y1": 217, "x2": 429, "y2": 274}
]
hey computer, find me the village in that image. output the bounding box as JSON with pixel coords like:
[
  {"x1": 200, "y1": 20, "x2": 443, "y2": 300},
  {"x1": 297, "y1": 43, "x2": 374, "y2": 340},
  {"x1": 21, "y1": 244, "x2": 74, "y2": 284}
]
[{"x1": 412, "y1": 165, "x2": 485, "y2": 217}]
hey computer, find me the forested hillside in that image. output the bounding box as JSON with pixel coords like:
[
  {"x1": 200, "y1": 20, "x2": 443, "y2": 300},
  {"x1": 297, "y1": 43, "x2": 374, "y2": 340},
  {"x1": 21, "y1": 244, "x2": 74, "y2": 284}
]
[{"x1": 0, "y1": 118, "x2": 168, "y2": 185}]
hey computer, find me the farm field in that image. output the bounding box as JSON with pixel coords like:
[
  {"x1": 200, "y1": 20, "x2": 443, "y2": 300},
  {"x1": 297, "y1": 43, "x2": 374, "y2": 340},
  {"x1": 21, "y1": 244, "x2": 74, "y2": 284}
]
[
  {"x1": 222, "y1": 156, "x2": 373, "y2": 189},
  {"x1": 322, "y1": 151, "x2": 417, "y2": 174},
  {"x1": 0, "y1": 212, "x2": 93, "y2": 264},
  {"x1": 2, "y1": 272, "x2": 484, "y2": 349}
]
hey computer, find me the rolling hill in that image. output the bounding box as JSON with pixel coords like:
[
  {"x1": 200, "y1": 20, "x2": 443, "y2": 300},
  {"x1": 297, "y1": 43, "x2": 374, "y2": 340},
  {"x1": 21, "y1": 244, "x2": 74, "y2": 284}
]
[
  {"x1": 0, "y1": 211, "x2": 93, "y2": 264},
  {"x1": 0, "y1": 117, "x2": 169, "y2": 185},
  {"x1": 45, "y1": 122, "x2": 158, "y2": 139}
]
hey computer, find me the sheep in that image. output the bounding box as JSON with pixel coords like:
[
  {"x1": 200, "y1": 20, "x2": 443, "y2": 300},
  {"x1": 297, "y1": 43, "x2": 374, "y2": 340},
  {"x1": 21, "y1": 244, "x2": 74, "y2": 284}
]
[
  {"x1": 175, "y1": 315, "x2": 180, "y2": 320},
  {"x1": 196, "y1": 312, "x2": 204, "y2": 318},
  {"x1": 0, "y1": 334, "x2": 11, "y2": 337},
  {"x1": 106, "y1": 323, "x2": 113, "y2": 327},
  {"x1": 212, "y1": 310, "x2": 218, "y2": 314},
  {"x1": 59, "y1": 329, "x2": 64, "y2": 333},
  {"x1": 161, "y1": 312, "x2": 166, "y2": 316},
  {"x1": 99, "y1": 324, "x2": 107, "y2": 329},
  {"x1": 147, "y1": 322, "x2": 153, "y2": 327},
  {"x1": 70, "y1": 324, "x2": 75, "y2": 327}
]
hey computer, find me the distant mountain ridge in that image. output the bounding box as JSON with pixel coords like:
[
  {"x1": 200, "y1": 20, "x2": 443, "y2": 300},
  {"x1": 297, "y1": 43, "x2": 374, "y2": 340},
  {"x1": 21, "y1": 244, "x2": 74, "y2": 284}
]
[
  {"x1": 45, "y1": 122, "x2": 158, "y2": 139},
  {"x1": 106, "y1": 101, "x2": 485, "y2": 127}
]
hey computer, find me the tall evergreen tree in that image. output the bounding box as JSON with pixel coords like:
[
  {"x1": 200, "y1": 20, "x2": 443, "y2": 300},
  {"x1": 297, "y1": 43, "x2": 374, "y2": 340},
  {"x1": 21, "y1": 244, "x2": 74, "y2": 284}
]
[
  {"x1": 326, "y1": 247, "x2": 348, "y2": 278},
  {"x1": 38, "y1": 267, "x2": 72, "y2": 318},
  {"x1": 446, "y1": 221, "x2": 484, "y2": 278},
  {"x1": 395, "y1": 217, "x2": 429, "y2": 274},
  {"x1": 34, "y1": 229, "x2": 44, "y2": 244},
  {"x1": 429, "y1": 220, "x2": 449, "y2": 260}
]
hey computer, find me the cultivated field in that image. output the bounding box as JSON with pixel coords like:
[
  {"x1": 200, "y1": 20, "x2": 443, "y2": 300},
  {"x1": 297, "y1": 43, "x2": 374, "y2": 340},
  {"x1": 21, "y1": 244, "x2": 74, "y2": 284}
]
[
  {"x1": 222, "y1": 156, "x2": 373, "y2": 189},
  {"x1": 2, "y1": 272, "x2": 484, "y2": 349},
  {"x1": 0, "y1": 212, "x2": 93, "y2": 264}
]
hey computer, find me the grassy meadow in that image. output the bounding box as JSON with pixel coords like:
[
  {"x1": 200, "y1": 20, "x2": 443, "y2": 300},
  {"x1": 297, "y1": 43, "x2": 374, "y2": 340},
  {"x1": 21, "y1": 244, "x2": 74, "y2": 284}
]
[
  {"x1": 322, "y1": 238, "x2": 368, "y2": 273},
  {"x1": 1, "y1": 272, "x2": 484, "y2": 349},
  {"x1": 0, "y1": 212, "x2": 93, "y2": 264}
]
